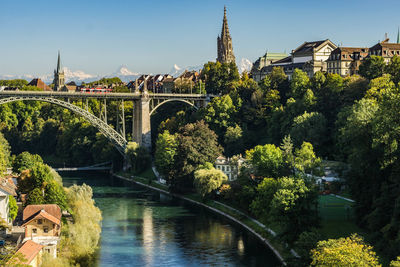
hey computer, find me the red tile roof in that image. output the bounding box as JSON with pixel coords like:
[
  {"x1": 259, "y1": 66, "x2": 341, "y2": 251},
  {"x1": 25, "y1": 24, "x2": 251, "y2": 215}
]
[
  {"x1": 13, "y1": 240, "x2": 43, "y2": 264},
  {"x1": 23, "y1": 204, "x2": 61, "y2": 222},
  {"x1": 22, "y1": 209, "x2": 61, "y2": 226}
]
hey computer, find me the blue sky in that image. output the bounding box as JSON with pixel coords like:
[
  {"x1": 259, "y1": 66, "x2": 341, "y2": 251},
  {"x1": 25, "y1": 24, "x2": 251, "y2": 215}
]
[{"x1": 0, "y1": 0, "x2": 400, "y2": 76}]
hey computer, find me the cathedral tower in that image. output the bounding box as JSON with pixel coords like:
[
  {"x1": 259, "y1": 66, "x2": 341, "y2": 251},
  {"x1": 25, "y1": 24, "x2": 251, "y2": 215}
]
[
  {"x1": 53, "y1": 51, "x2": 65, "y2": 91},
  {"x1": 217, "y1": 6, "x2": 235, "y2": 64}
]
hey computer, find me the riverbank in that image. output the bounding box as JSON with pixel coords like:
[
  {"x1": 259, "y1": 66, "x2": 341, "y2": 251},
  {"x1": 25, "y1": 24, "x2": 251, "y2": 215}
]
[{"x1": 112, "y1": 172, "x2": 294, "y2": 266}]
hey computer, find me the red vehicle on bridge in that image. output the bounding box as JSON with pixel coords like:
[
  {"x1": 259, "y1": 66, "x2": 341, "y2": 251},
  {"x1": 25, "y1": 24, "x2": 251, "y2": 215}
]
[{"x1": 80, "y1": 88, "x2": 112, "y2": 93}]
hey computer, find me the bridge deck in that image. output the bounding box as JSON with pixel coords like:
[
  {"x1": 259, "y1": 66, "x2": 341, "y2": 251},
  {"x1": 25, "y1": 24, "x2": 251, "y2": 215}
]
[{"x1": 0, "y1": 91, "x2": 208, "y2": 100}]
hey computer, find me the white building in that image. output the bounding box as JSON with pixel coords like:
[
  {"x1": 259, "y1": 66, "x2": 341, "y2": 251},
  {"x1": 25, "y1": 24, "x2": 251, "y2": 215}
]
[
  {"x1": 215, "y1": 156, "x2": 245, "y2": 181},
  {"x1": 0, "y1": 177, "x2": 17, "y2": 225},
  {"x1": 258, "y1": 39, "x2": 337, "y2": 79}
]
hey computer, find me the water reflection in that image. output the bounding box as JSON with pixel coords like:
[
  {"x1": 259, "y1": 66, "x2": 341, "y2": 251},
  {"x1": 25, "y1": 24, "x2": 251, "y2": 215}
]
[{"x1": 62, "y1": 172, "x2": 280, "y2": 267}]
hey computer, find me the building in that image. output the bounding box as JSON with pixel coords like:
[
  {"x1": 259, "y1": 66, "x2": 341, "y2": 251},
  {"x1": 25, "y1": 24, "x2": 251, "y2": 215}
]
[
  {"x1": 22, "y1": 204, "x2": 62, "y2": 258},
  {"x1": 215, "y1": 156, "x2": 245, "y2": 181},
  {"x1": 217, "y1": 7, "x2": 235, "y2": 64},
  {"x1": 251, "y1": 52, "x2": 288, "y2": 82},
  {"x1": 173, "y1": 70, "x2": 201, "y2": 93},
  {"x1": 327, "y1": 47, "x2": 369, "y2": 76},
  {"x1": 261, "y1": 39, "x2": 337, "y2": 79},
  {"x1": 65, "y1": 81, "x2": 78, "y2": 92},
  {"x1": 11, "y1": 240, "x2": 44, "y2": 267},
  {"x1": 27, "y1": 78, "x2": 52, "y2": 91},
  {"x1": 53, "y1": 51, "x2": 65, "y2": 91},
  {"x1": 369, "y1": 38, "x2": 400, "y2": 64},
  {"x1": 0, "y1": 177, "x2": 17, "y2": 225}
]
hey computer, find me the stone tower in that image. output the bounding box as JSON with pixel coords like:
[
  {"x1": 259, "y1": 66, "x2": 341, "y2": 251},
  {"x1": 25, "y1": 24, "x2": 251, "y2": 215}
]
[
  {"x1": 217, "y1": 6, "x2": 235, "y2": 64},
  {"x1": 53, "y1": 51, "x2": 65, "y2": 91}
]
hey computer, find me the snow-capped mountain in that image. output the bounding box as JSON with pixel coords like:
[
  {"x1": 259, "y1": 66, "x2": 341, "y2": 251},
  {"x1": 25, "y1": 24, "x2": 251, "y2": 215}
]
[
  {"x1": 108, "y1": 65, "x2": 140, "y2": 83},
  {"x1": 169, "y1": 64, "x2": 203, "y2": 77},
  {"x1": 238, "y1": 58, "x2": 253, "y2": 74}
]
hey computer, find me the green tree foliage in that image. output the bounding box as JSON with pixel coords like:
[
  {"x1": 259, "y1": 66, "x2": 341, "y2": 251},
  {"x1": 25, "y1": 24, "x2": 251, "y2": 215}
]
[
  {"x1": 289, "y1": 112, "x2": 327, "y2": 153},
  {"x1": 193, "y1": 163, "x2": 227, "y2": 198},
  {"x1": 201, "y1": 61, "x2": 240, "y2": 94},
  {"x1": 8, "y1": 195, "x2": 18, "y2": 221},
  {"x1": 310, "y1": 234, "x2": 380, "y2": 266},
  {"x1": 294, "y1": 228, "x2": 323, "y2": 265},
  {"x1": 155, "y1": 131, "x2": 178, "y2": 179},
  {"x1": 171, "y1": 120, "x2": 223, "y2": 190},
  {"x1": 204, "y1": 94, "x2": 238, "y2": 137},
  {"x1": 359, "y1": 55, "x2": 385, "y2": 80},
  {"x1": 386, "y1": 55, "x2": 400, "y2": 85},
  {"x1": 290, "y1": 69, "x2": 310, "y2": 98},
  {"x1": 63, "y1": 184, "x2": 102, "y2": 265},
  {"x1": 125, "y1": 142, "x2": 151, "y2": 174},
  {"x1": 294, "y1": 142, "x2": 323, "y2": 176},
  {"x1": 250, "y1": 176, "x2": 318, "y2": 243},
  {"x1": 45, "y1": 181, "x2": 68, "y2": 210},
  {"x1": 0, "y1": 79, "x2": 28, "y2": 87},
  {"x1": 0, "y1": 132, "x2": 10, "y2": 176},
  {"x1": 12, "y1": 151, "x2": 43, "y2": 173},
  {"x1": 26, "y1": 188, "x2": 45, "y2": 205},
  {"x1": 246, "y1": 144, "x2": 283, "y2": 178},
  {"x1": 391, "y1": 257, "x2": 400, "y2": 267}
]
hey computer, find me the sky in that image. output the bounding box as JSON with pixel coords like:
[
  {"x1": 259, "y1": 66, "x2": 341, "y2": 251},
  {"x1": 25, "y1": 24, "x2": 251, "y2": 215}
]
[{"x1": 1, "y1": 0, "x2": 400, "y2": 76}]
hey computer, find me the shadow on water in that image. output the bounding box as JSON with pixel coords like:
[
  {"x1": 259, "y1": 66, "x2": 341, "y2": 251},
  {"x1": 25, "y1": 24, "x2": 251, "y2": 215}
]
[{"x1": 61, "y1": 171, "x2": 282, "y2": 267}]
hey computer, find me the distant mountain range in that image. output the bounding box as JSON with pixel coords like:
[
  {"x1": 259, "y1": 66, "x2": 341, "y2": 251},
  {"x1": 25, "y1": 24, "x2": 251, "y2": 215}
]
[{"x1": 0, "y1": 58, "x2": 253, "y2": 84}]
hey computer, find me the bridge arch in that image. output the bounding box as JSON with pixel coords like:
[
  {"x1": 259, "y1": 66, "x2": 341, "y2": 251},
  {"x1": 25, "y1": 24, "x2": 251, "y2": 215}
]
[
  {"x1": 0, "y1": 96, "x2": 128, "y2": 154},
  {"x1": 149, "y1": 99, "x2": 198, "y2": 116}
]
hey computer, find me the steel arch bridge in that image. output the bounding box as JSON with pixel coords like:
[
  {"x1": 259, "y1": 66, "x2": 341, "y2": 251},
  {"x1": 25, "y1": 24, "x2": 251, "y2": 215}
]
[{"x1": 0, "y1": 91, "x2": 209, "y2": 154}]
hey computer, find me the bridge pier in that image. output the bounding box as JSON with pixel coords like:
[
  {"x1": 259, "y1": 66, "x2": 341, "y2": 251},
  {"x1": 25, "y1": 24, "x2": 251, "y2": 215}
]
[{"x1": 133, "y1": 95, "x2": 151, "y2": 150}]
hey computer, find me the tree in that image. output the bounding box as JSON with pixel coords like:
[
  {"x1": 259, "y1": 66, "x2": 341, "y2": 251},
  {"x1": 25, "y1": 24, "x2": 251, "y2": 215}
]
[
  {"x1": 246, "y1": 144, "x2": 283, "y2": 178},
  {"x1": 45, "y1": 181, "x2": 68, "y2": 210},
  {"x1": 359, "y1": 55, "x2": 385, "y2": 80},
  {"x1": 386, "y1": 55, "x2": 400, "y2": 84},
  {"x1": 224, "y1": 124, "x2": 243, "y2": 156},
  {"x1": 289, "y1": 69, "x2": 310, "y2": 99},
  {"x1": 204, "y1": 94, "x2": 238, "y2": 137},
  {"x1": 294, "y1": 142, "x2": 323, "y2": 176},
  {"x1": 310, "y1": 234, "x2": 381, "y2": 266},
  {"x1": 289, "y1": 112, "x2": 327, "y2": 154},
  {"x1": 172, "y1": 120, "x2": 223, "y2": 190},
  {"x1": 26, "y1": 188, "x2": 45, "y2": 205},
  {"x1": 193, "y1": 163, "x2": 227, "y2": 198},
  {"x1": 155, "y1": 131, "x2": 178, "y2": 179},
  {"x1": 201, "y1": 61, "x2": 240, "y2": 94},
  {"x1": 8, "y1": 196, "x2": 18, "y2": 221},
  {"x1": 391, "y1": 257, "x2": 400, "y2": 267},
  {"x1": 250, "y1": 176, "x2": 318, "y2": 242},
  {"x1": 125, "y1": 142, "x2": 151, "y2": 174},
  {"x1": 0, "y1": 133, "x2": 10, "y2": 176},
  {"x1": 12, "y1": 151, "x2": 43, "y2": 173}
]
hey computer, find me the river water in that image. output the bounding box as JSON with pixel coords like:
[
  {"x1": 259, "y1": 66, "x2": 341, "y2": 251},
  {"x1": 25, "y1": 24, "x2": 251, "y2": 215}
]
[{"x1": 62, "y1": 171, "x2": 281, "y2": 267}]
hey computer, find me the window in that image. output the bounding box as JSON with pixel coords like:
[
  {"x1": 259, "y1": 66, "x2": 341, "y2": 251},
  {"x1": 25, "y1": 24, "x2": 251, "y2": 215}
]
[
  {"x1": 43, "y1": 227, "x2": 49, "y2": 233},
  {"x1": 222, "y1": 166, "x2": 225, "y2": 172},
  {"x1": 37, "y1": 219, "x2": 42, "y2": 225},
  {"x1": 45, "y1": 249, "x2": 51, "y2": 254},
  {"x1": 32, "y1": 228, "x2": 37, "y2": 234}
]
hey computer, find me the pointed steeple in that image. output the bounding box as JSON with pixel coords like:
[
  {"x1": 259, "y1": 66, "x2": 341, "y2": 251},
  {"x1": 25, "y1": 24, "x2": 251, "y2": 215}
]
[
  {"x1": 221, "y1": 6, "x2": 230, "y2": 38},
  {"x1": 56, "y1": 51, "x2": 63, "y2": 74},
  {"x1": 397, "y1": 27, "x2": 400, "y2": 44},
  {"x1": 217, "y1": 6, "x2": 235, "y2": 64},
  {"x1": 53, "y1": 51, "x2": 65, "y2": 91}
]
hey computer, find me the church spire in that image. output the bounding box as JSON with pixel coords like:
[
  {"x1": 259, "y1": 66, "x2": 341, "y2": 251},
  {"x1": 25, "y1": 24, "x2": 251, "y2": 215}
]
[
  {"x1": 56, "y1": 50, "x2": 62, "y2": 74},
  {"x1": 221, "y1": 6, "x2": 230, "y2": 37},
  {"x1": 217, "y1": 6, "x2": 235, "y2": 64},
  {"x1": 53, "y1": 51, "x2": 65, "y2": 91}
]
